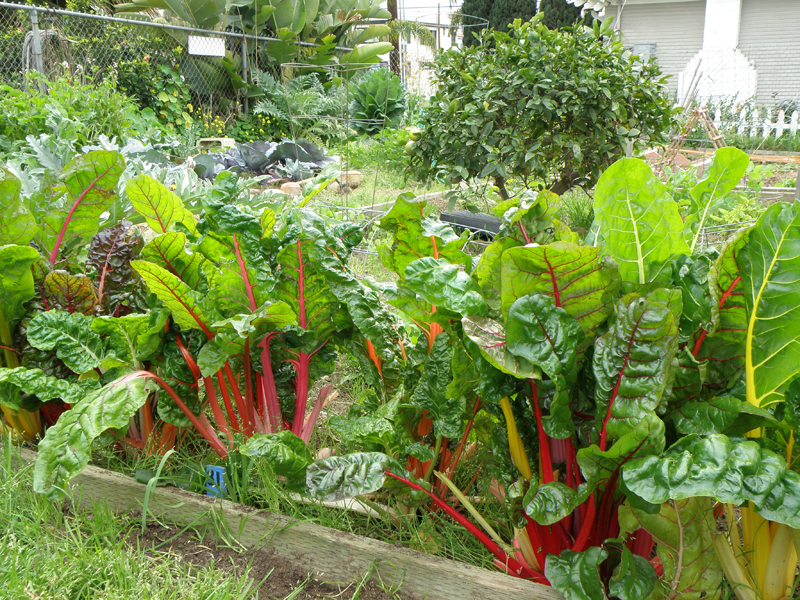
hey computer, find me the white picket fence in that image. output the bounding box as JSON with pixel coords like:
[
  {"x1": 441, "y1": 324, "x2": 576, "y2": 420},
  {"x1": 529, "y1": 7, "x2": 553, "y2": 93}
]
[{"x1": 712, "y1": 107, "x2": 800, "y2": 139}]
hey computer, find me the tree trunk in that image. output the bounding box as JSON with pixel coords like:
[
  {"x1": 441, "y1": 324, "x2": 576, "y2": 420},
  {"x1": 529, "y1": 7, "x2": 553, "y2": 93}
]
[
  {"x1": 388, "y1": 0, "x2": 400, "y2": 75},
  {"x1": 549, "y1": 170, "x2": 579, "y2": 195},
  {"x1": 494, "y1": 176, "x2": 510, "y2": 200}
]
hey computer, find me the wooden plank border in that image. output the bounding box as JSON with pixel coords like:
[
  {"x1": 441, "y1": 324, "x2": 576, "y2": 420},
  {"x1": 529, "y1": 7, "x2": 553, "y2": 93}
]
[{"x1": 13, "y1": 448, "x2": 562, "y2": 600}]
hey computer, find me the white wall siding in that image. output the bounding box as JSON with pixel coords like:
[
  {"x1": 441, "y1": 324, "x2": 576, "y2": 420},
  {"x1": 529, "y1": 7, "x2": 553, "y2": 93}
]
[
  {"x1": 619, "y1": 1, "x2": 706, "y2": 99},
  {"x1": 739, "y1": 0, "x2": 800, "y2": 106}
]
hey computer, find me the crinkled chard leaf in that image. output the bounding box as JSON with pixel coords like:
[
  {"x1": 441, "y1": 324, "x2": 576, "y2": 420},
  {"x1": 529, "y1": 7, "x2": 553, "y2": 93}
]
[
  {"x1": 240, "y1": 431, "x2": 313, "y2": 493},
  {"x1": 462, "y1": 315, "x2": 536, "y2": 379},
  {"x1": 404, "y1": 257, "x2": 487, "y2": 318},
  {"x1": 33, "y1": 373, "x2": 150, "y2": 500},
  {"x1": 26, "y1": 310, "x2": 105, "y2": 374},
  {"x1": 593, "y1": 291, "x2": 679, "y2": 443},
  {"x1": 692, "y1": 228, "x2": 748, "y2": 396},
  {"x1": 306, "y1": 452, "x2": 392, "y2": 501},
  {"x1": 622, "y1": 433, "x2": 800, "y2": 528},
  {"x1": 608, "y1": 544, "x2": 657, "y2": 600},
  {"x1": 524, "y1": 480, "x2": 587, "y2": 526},
  {"x1": 0, "y1": 367, "x2": 100, "y2": 410},
  {"x1": 670, "y1": 395, "x2": 780, "y2": 436},
  {"x1": 86, "y1": 221, "x2": 143, "y2": 312},
  {"x1": 376, "y1": 194, "x2": 470, "y2": 277},
  {"x1": 545, "y1": 547, "x2": 607, "y2": 600},
  {"x1": 407, "y1": 334, "x2": 465, "y2": 439}
]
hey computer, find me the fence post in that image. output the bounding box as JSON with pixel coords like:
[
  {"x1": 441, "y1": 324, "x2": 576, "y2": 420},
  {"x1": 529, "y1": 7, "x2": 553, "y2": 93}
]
[
  {"x1": 29, "y1": 9, "x2": 46, "y2": 92},
  {"x1": 241, "y1": 35, "x2": 249, "y2": 114},
  {"x1": 795, "y1": 165, "x2": 800, "y2": 202}
]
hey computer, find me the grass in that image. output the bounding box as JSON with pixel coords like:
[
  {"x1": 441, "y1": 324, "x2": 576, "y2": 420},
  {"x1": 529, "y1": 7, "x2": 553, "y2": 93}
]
[{"x1": 0, "y1": 439, "x2": 261, "y2": 600}]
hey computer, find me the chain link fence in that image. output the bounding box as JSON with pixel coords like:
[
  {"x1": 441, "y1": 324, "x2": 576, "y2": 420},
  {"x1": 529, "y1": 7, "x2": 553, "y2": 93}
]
[{"x1": 0, "y1": 2, "x2": 323, "y2": 123}]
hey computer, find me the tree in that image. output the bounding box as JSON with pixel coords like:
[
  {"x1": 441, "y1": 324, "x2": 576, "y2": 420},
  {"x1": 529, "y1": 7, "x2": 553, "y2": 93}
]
[
  {"x1": 539, "y1": 0, "x2": 592, "y2": 29},
  {"x1": 459, "y1": 0, "x2": 493, "y2": 47},
  {"x1": 489, "y1": 0, "x2": 537, "y2": 33},
  {"x1": 408, "y1": 16, "x2": 674, "y2": 198}
]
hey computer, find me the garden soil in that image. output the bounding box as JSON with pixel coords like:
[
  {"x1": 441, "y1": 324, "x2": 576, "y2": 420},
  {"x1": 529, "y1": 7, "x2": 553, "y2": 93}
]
[{"x1": 128, "y1": 521, "x2": 411, "y2": 600}]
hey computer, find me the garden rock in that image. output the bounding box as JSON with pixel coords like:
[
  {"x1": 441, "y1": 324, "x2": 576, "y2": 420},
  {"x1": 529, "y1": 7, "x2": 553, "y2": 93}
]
[
  {"x1": 280, "y1": 182, "x2": 302, "y2": 195},
  {"x1": 337, "y1": 170, "x2": 364, "y2": 192}
]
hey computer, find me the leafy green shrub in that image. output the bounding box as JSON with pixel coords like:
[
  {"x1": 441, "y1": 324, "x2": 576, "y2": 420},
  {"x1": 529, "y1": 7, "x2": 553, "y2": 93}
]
[
  {"x1": 227, "y1": 113, "x2": 284, "y2": 142},
  {"x1": 253, "y1": 71, "x2": 347, "y2": 143},
  {"x1": 410, "y1": 16, "x2": 674, "y2": 197},
  {"x1": 150, "y1": 64, "x2": 193, "y2": 130},
  {"x1": 0, "y1": 75, "x2": 135, "y2": 151},
  {"x1": 350, "y1": 68, "x2": 406, "y2": 135}
]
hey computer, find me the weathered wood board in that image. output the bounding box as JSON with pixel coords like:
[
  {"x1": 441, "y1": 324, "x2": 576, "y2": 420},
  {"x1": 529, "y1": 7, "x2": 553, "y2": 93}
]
[{"x1": 14, "y1": 448, "x2": 562, "y2": 600}]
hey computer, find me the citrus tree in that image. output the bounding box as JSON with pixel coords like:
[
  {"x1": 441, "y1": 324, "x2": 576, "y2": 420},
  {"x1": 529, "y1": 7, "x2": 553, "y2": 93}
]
[{"x1": 408, "y1": 16, "x2": 674, "y2": 197}]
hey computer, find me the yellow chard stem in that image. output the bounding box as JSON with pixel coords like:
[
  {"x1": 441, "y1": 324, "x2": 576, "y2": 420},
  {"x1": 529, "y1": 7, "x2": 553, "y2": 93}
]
[
  {"x1": 499, "y1": 397, "x2": 532, "y2": 480},
  {"x1": 0, "y1": 304, "x2": 42, "y2": 440},
  {"x1": 762, "y1": 523, "x2": 797, "y2": 600},
  {"x1": 514, "y1": 527, "x2": 540, "y2": 572},
  {"x1": 725, "y1": 504, "x2": 747, "y2": 572},
  {"x1": 435, "y1": 471, "x2": 511, "y2": 552},
  {"x1": 748, "y1": 505, "x2": 771, "y2": 596},
  {"x1": 714, "y1": 533, "x2": 757, "y2": 600}
]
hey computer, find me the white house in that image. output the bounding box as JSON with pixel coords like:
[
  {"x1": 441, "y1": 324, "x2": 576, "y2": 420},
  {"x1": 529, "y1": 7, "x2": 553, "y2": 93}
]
[{"x1": 600, "y1": 0, "x2": 800, "y2": 108}]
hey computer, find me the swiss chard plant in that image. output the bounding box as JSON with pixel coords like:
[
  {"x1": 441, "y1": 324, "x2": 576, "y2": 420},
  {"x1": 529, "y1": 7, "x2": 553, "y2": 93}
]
[
  {"x1": 0, "y1": 151, "x2": 150, "y2": 439},
  {"x1": 29, "y1": 169, "x2": 408, "y2": 502},
  {"x1": 309, "y1": 148, "x2": 800, "y2": 600}
]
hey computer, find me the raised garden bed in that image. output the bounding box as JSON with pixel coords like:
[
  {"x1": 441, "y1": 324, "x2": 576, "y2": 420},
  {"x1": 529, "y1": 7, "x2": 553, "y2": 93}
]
[{"x1": 12, "y1": 448, "x2": 561, "y2": 600}]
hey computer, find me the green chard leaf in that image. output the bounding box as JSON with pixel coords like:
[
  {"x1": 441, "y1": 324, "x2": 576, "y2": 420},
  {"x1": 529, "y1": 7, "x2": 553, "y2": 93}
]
[
  {"x1": 593, "y1": 158, "x2": 690, "y2": 285},
  {"x1": 306, "y1": 452, "x2": 393, "y2": 501},
  {"x1": 0, "y1": 167, "x2": 37, "y2": 246},
  {"x1": 140, "y1": 232, "x2": 207, "y2": 291},
  {"x1": 240, "y1": 431, "x2": 313, "y2": 493},
  {"x1": 500, "y1": 242, "x2": 621, "y2": 335},
  {"x1": 404, "y1": 257, "x2": 487, "y2": 317},
  {"x1": 0, "y1": 367, "x2": 100, "y2": 410},
  {"x1": 505, "y1": 294, "x2": 584, "y2": 438},
  {"x1": 407, "y1": 334, "x2": 465, "y2": 439},
  {"x1": 38, "y1": 151, "x2": 126, "y2": 263},
  {"x1": 131, "y1": 260, "x2": 214, "y2": 337},
  {"x1": 376, "y1": 194, "x2": 470, "y2": 277},
  {"x1": 619, "y1": 497, "x2": 723, "y2": 600},
  {"x1": 692, "y1": 228, "x2": 748, "y2": 397},
  {"x1": 127, "y1": 174, "x2": 197, "y2": 235},
  {"x1": 593, "y1": 291, "x2": 680, "y2": 444},
  {"x1": 26, "y1": 310, "x2": 105, "y2": 374},
  {"x1": 684, "y1": 147, "x2": 750, "y2": 253},
  {"x1": 737, "y1": 200, "x2": 800, "y2": 408},
  {"x1": 545, "y1": 547, "x2": 607, "y2": 600},
  {"x1": 0, "y1": 244, "x2": 40, "y2": 325}
]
